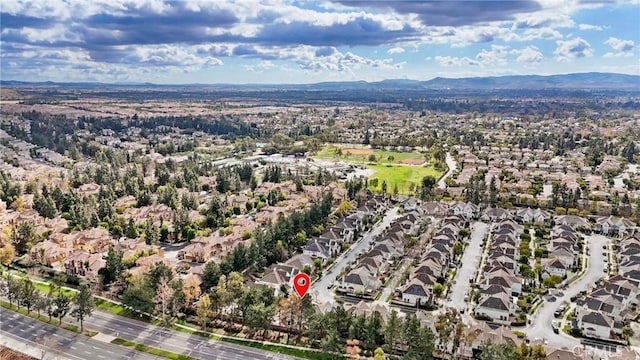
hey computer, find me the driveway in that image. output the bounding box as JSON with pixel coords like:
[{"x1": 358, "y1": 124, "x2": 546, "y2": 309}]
[
  {"x1": 310, "y1": 207, "x2": 401, "y2": 303},
  {"x1": 446, "y1": 222, "x2": 489, "y2": 312},
  {"x1": 524, "y1": 233, "x2": 610, "y2": 349}
]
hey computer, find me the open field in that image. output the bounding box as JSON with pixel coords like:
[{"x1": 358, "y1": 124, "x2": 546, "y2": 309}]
[
  {"x1": 367, "y1": 164, "x2": 443, "y2": 194},
  {"x1": 315, "y1": 145, "x2": 425, "y2": 165}
]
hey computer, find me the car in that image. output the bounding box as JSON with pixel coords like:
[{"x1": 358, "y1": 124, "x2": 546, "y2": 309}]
[
  {"x1": 604, "y1": 267, "x2": 609, "y2": 273},
  {"x1": 551, "y1": 321, "x2": 559, "y2": 333},
  {"x1": 603, "y1": 245, "x2": 607, "y2": 249},
  {"x1": 554, "y1": 309, "x2": 563, "y2": 318}
]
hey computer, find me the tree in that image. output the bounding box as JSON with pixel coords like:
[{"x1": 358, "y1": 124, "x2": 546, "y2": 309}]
[
  {"x1": 4, "y1": 275, "x2": 20, "y2": 308},
  {"x1": 122, "y1": 275, "x2": 154, "y2": 314},
  {"x1": 71, "y1": 284, "x2": 94, "y2": 332},
  {"x1": 433, "y1": 283, "x2": 445, "y2": 298},
  {"x1": 19, "y1": 278, "x2": 38, "y2": 314},
  {"x1": 543, "y1": 275, "x2": 563, "y2": 288},
  {"x1": 384, "y1": 309, "x2": 400, "y2": 353},
  {"x1": 0, "y1": 244, "x2": 15, "y2": 265},
  {"x1": 202, "y1": 261, "x2": 221, "y2": 292},
  {"x1": 99, "y1": 246, "x2": 123, "y2": 285},
  {"x1": 245, "y1": 303, "x2": 275, "y2": 337},
  {"x1": 155, "y1": 277, "x2": 175, "y2": 325},
  {"x1": 53, "y1": 293, "x2": 71, "y2": 325},
  {"x1": 321, "y1": 330, "x2": 344, "y2": 355},
  {"x1": 374, "y1": 347, "x2": 386, "y2": 360},
  {"x1": 183, "y1": 275, "x2": 201, "y2": 310},
  {"x1": 453, "y1": 241, "x2": 464, "y2": 257},
  {"x1": 421, "y1": 176, "x2": 437, "y2": 200},
  {"x1": 196, "y1": 293, "x2": 213, "y2": 333},
  {"x1": 479, "y1": 341, "x2": 518, "y2": 360},
  {"x1": 12, "y1": 221, "x2": 36, "y2": 255},
  {"x1": 35, "y1": 292, "x2": 48, "y2": 318}
]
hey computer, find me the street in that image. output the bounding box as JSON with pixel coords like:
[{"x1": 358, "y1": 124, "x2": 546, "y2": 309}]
[
  {"x1": 524, "y1": 233, "x2": 610, "y2": 348},
  {"x1": 82, "y1": 310, "x2": 301, "y2": 360},
  {"x1": 446, "y1": 222, "x2": 489, "y2": 311},
  {"x1": 310, "y1": 207, "x2": 401, "y2": 303},
  {"x1": 0, "y1": 307, "x2": 162, "y2": 360}
]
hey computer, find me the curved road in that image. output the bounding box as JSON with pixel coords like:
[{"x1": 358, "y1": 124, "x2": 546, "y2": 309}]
[
  {"x1": 524, "y1": 233, "x2": 610, "y2": 348},
  {"x1": 437, "y1": 152, "x2": 457, "y2": 189}
]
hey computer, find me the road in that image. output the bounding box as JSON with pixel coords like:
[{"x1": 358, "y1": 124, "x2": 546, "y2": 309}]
[
  {"x1": 446, "y1": 222, "x2": 489, "y2": 312},
  {"x1": 310, "y1": 207, "x2": 401, "y2": 303},
  {"x1": 437, "y1": 152, "x2": 458, "y2": 189},
  {"x1": 82, "y1": 310, "x2": 300, "y2": 360},
  {"x1": 0, "y1": 307, "x2": 162, "y2": 360},
  {"x1": 524, "y1": 233, "x2": 610, "y2": 349}
]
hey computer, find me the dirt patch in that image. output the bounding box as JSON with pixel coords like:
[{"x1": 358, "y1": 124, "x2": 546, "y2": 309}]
[
  {"x1": 399, "y1": 159, "x2": 424, "y2": 165},
  {"x1": 343, "y1": 148, "x2": 373, "y2": 155}
]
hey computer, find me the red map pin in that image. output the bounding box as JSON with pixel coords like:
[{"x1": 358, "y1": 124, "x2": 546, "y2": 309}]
[{"x1": 293, "y1": 273, "x2": 310, "y2": 298}]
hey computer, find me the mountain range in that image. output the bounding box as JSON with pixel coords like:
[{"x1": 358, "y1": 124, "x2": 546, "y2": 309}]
[{"x1": 2, "y1": 72, "x2": 638, "y2": 91}]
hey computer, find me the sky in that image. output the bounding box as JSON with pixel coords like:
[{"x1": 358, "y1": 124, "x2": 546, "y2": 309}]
[{"x1": 1, "y1": 0, "x2": 639, "y2": 84}]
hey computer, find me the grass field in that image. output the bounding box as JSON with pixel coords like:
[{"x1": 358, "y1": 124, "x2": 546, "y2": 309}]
[
  {"x1": 367, "y1": 164, "x2": 442, "y2": 194},
  {"x1": 315, "y1": 145, "x2": 425, "y2": 165}
]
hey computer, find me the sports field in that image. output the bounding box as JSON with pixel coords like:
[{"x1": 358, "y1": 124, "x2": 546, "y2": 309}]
[
  {"x1": 366, "y1": 164, "x2": 443, "y2": 194},
  {"x1": 315, "y1": 145, "x2": 425, "y2": 165}
]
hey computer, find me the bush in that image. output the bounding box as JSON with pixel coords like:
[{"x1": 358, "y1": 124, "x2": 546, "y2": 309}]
[{"x1": 513, "y1": 331, "x2": 526, "y2": 338}]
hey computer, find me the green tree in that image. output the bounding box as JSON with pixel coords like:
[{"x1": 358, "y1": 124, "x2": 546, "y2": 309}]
[
  {"x1": 19, "y1": 278, "x2": 38, "y2": 314},
  {"x1": 384, "y1": 309, "x2": 400, "y2": 353},
  {"x1": 71, "y1": 284, "x2": 94, "y2": 332},
  {"x1": 99, "y1": 246, "x2": 123, "y2": 285},
  {"x1": 321, "y1": 330, "x2": 344, "y2": 355},
  {"x1": 201, "y1": 261, "x2": 221, "y2": 292},
  {"x1": 245, "y1": 303, "x2": 275, "y2": 337},
  {"x1": 53, "y1": 293, "x2": 71, "y2": 325},
  {"x1": 479, "y1": 341, "x2": 518, "y2": 360}
]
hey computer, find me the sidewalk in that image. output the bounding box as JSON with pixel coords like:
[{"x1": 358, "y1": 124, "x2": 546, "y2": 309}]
[{"x1": 0, "y1": 330, "x2": 73, "y2": 360}]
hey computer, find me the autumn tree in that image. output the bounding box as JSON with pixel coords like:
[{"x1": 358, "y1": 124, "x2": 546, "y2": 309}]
[
  {"x1": 196, "y1": 293, "x2": 213, "y2": 333},
  {"x1": 0, "y1": 244, "x2": 15, "y2": 265}
]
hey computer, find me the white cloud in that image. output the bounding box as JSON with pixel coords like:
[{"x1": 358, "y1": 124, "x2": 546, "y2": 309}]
[
  {"x1": 434, "y1": 56, "x2": 480, "y2": 67},
  {"x1": 511, "y1": 46, "x2": 544, "y2": 63},
  {"x1": 387, "y1": 47, "x2": 405, "y2": 54},
  {"x1": 475, "y1": 45, "x2": 509, "y2": 65},
  {"x1": 578, "y1": 23, "x2": 604, "y2": 31},
  {"x1": 554, "y1": 37, "x2": 593, "y2": 61},
  {"x1": 604, "y1": 37, "x2": 635, "y2": 58}
]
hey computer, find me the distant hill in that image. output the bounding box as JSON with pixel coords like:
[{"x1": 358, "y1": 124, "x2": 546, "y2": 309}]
[{"x1": 2, "y1": 72, "x2": 638, "y2": 91}]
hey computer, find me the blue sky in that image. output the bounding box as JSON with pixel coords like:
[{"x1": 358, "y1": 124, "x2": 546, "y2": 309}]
[{"x1": 1, "y1": 0, "x2": 638, "y2": 84}]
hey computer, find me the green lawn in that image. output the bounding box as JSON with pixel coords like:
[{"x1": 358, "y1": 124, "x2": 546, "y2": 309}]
[
  {"x1": 315, "y1": 145, "x2": 425, "y2": 165},
  {"x1": 367, "y1": 164, "x2": 442, "y2": 194}
]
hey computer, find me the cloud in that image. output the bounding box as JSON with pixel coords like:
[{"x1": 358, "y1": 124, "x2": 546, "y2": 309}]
[
  {"x1": 387, "y1": 47, "x2": 405, "y2": 54},
  {"x1": 604, "y1": 37, "x2": 635, "y2": 57},
  {"x1": 434, "y1": 56, "x2": 480, "y2": 67},
  {"x1": 475, "y1": 45, "x2": 509, "y2": 65},
  {"x1": 511, "y1": 46, "x2": 544, "y2": 63},
  {"x1": 332, "y1": 0, "x2": 542, "y2": 26},
  {"x1": 554, "y1": 37, "x2": 593, "y2": 61},
  {"x1": 578, "y1": 23, "x2": 604, "y2": 30}
]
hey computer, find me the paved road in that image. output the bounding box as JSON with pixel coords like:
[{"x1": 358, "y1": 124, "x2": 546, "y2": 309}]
[
  {"x1": 446, "y1": 222, "x2": 489, "y2": 311},
  {"x1": 310, "y1": 207, "x2": 401, "y2": 303},
  {"x1": 0, "y1": 307, "x2": 162, "y2": 360},
  {"x1": 437, "y1": 152, "x2": 457, "y2": 189},
  {"x1": 83, "y1": 310, "x2": 299, "y2": 360},
  {"x1": 524, "y1": 233, "x2": 610, "y2": 348}
]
